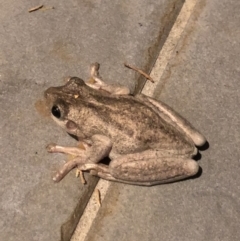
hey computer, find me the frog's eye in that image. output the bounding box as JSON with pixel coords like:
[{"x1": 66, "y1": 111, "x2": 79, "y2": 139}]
[{"x1": 51, "y1": 105, "x2": 61, "y2": 118}]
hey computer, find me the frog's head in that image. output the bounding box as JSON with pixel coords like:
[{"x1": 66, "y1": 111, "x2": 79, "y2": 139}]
[{"x1": 44, "y1": 77, "x2": 90, "y2": 137}]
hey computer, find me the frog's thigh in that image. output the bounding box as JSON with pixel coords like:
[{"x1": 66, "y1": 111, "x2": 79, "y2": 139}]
[
  {"x1": 109, "y1": 153, "x2": 199, "y2": 185},
  {"x1": 137, "y1": 94, "x2": 206, "y2": 146}
]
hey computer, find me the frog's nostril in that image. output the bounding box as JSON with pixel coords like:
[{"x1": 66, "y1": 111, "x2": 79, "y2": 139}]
[{"x1": 51, "y1": 105, "x2": 61, "y2": 118}]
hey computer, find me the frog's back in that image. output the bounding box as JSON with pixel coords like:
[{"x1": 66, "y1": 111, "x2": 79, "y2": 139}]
[{"x1": 83, "y1": 94, "x2": 195, "y2": 155}]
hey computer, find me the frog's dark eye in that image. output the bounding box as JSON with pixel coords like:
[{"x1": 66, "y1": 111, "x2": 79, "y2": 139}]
[{"x1": 51, "y1": 105, "x2": 61, "y2": 118}]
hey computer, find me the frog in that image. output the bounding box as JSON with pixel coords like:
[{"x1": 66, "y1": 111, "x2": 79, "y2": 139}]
[{"x1": 44, "y1": 63, "x2": 206, "y2": 186}]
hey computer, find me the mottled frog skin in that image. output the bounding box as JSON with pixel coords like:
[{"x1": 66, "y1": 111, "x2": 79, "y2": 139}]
[{"x1": 44, "y1": 63, "x2": 206, "y2": 186}]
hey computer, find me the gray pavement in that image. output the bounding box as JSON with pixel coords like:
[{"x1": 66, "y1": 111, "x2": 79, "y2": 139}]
[
  {"x1": 83, "y1": 0, "x2": 240, "y2": 240},
  {"x1": 0, "y1": 0, "x2": 184, "y2": 241}
]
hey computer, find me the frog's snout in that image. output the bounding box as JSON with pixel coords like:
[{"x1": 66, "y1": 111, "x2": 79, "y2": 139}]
[{"x1": 44, "y1": 87, "x2": 54, "y2": 99}]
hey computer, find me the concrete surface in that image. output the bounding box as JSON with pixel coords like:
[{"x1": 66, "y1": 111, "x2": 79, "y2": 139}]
[
  {"x1": 82, "y1": 0, "x2": 240, "y2": 240},
  {"x1": 0, "y1": 0, "x2": 185, "y2": 241}
]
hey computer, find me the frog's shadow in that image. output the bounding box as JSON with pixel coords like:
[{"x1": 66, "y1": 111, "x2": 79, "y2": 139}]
[
  {"x1": 193, "y1": 141, "x2": 209, "y2": 161},
  {"x1": 198, "y1": 141, "x2": 209, "y2": 151}
]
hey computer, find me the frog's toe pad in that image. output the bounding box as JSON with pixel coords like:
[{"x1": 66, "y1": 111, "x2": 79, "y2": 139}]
[
  {"x1": 46, "y1": 143, "x2": 57, "y2": 152},
  {"x1": 185, "y1": 160, "x2": 199, "y2": 176}
]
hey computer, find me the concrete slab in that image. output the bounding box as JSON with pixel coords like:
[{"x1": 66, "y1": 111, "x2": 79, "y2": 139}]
[
  {"x1": 0, "y1": 0, "x2": 185, "y2": 240},
  {"x1": 82, "y1": 0, "x2": 240, "y2": 240}
]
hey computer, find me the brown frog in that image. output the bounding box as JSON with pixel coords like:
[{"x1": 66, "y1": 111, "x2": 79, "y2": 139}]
[{"x1": 44, "y1": 63, "x2": 206, "y2": 186}]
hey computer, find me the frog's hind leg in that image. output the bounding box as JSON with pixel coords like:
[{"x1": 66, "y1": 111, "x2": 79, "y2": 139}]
[
  {"x1": 53, "y1": 157, "x2": 86, "y2": 182},
  {"x1": 79, "y1": 163, "x2": 142, "y2": 185},
  {"x1": 137, "y1": 94, "x2": 206, "y2": 146},
  {"x1": 81, "y1": 151, "x2": 200, "y2": 186}
]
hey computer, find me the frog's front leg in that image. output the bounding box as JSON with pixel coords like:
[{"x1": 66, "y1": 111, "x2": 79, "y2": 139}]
[
  {"x1": 46, "y1": 142, "x2": 90, "y2": 155},
  {"x1": 81, "y1": 150, "x2": 199, "y2": 186},
  {"x1": 85, "y1": 62, "x2": 130, "y2": 95},
  {"x1": 46, "y1": 135, "x2": 112, "y2": 182}
]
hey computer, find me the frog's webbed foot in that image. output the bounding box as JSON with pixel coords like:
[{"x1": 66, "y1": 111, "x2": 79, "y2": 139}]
[{"x1": 85, "y1": 62, "x2": 130, "y2": 95}]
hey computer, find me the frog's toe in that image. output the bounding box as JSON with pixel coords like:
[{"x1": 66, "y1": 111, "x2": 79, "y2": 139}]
[
  {"x1": 53, "y1": 172, "x2": 61, "y2": 182},
  {"x1": 185, "y1": 159, "x2": 199, "y2": 176},
  {"x1": 191, "y1": 147, "x2": 198, "y2": 157},
  {"x1": 46, "y1": 143, "x2": 57, "y2": 152},
  {"x1": 192, "y1": 133, "x2": 207, "y2": 147},
  {"x1": 53, "y1": 159, "x2": 79, "y2": 182}
]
